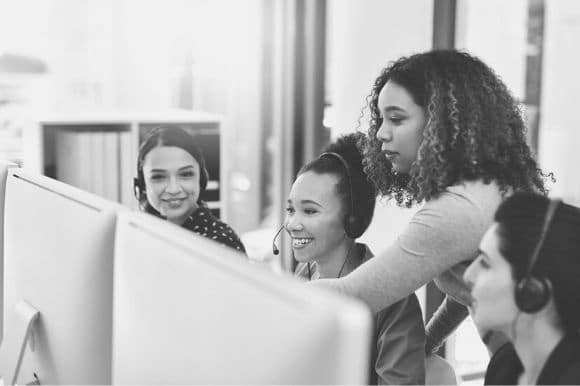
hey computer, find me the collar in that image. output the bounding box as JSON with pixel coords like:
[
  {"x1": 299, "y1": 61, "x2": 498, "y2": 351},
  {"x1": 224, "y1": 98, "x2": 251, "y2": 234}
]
[{"x1": 182, "y1": 206, "x2": 209, "y2": 228}]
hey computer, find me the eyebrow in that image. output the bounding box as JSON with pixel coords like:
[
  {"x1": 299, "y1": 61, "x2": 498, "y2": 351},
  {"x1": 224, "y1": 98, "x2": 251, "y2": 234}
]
[
  {"x1": 383, "y1": 106, "x2": 406, "y2": 113},
  {"x1": 287, "y1": 199, "x2": 323, "y2": 208},
  {"x1": 149, "y1": 165, "x2": 195, "y2": 173}
]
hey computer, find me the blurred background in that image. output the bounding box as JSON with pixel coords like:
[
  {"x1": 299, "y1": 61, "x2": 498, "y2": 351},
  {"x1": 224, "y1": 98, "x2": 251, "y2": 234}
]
[{"x1": 1, "y1": 0, "x2": 578, "y2": 383}]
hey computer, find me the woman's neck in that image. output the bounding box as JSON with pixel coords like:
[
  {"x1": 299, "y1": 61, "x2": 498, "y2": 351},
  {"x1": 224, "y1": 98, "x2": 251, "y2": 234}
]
[
  {"x1": 316, "y1": 239, "x2": 356, "y2": 279},
  {"x1": 513, "y1": 320, "x2": 564, "y2": 385}
]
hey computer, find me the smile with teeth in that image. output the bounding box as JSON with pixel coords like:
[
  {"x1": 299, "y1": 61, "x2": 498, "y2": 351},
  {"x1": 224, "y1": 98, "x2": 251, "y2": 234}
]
[{"x1": 292, "y1": 237, "x2": 313, "y2": 248}]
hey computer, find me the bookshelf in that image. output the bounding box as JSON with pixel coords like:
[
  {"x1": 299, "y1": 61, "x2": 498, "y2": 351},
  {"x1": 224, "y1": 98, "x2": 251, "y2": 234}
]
[{"x1": 22, "y1": 110, "x2": 225, "y2": 218}]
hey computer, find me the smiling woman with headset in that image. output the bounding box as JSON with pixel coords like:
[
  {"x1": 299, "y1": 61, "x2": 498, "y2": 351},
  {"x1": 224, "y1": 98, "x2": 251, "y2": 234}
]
[
  {"x1": 134, "y1": 126, "x2": 246, "y2": 253},
  {"x1": 282, "y1": 133, "x2": 425, "y2": 385},
  {"x1": 464, "y1": 193, "x2": 580, "y2": 385}
]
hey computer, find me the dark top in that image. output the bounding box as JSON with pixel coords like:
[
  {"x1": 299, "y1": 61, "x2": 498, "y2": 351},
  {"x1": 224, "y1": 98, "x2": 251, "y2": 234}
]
[
  {"x1": 294, "y1": 243, "x2": 425, "y2": 385},
  {"x1": 182, "y1": 206, "x2": 246, "y2": 254},
  {"x1": 485, "y1": 331, "x2": 580, "y2": 385},
  {"x1": 425, "y1": 295, "x2": 469, "y2": 354}
]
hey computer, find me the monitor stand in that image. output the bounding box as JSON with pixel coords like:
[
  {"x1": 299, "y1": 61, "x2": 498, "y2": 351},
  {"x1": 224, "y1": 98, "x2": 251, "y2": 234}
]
[{"x1": 0, "y1": 300, "x2": 40, "y2": 386}]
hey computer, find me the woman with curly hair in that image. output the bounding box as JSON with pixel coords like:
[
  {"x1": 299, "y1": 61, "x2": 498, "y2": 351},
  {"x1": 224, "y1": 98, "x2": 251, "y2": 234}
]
[{"x1": 311, "y1": 50, "x2": 551, "y2": 355}]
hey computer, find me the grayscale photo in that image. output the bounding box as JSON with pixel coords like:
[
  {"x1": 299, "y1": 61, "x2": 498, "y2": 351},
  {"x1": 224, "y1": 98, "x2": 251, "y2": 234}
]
[{"x1": 0, "y1": 0, "x2": 579, "y2": 385}]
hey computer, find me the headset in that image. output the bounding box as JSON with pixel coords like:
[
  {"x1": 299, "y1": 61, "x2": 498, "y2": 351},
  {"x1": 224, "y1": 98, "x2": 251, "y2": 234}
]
[
  {"x1": 514, "y1": 198, "x2": 561, "y2": 313},
  {"x1": 133, "y1": 127, "x2": 209, "y2": 206},
  {"x1": 272, "y1": 151, "x2": 365, "y2": 255},
  {"x1": 319, "y1": 151, "x2": 362, "y2": 239}
]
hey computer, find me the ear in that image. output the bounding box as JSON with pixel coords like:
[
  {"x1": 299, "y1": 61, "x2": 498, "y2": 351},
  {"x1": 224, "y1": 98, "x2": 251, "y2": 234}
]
[{"x1": 537, "y1": 278, "x2": 557, "y2": 317}]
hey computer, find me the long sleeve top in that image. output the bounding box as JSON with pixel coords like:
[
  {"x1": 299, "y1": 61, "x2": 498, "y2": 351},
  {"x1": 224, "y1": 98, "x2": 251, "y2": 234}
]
[{"x1": 314, "y1": 180, "x2": 504, "y2": 314}]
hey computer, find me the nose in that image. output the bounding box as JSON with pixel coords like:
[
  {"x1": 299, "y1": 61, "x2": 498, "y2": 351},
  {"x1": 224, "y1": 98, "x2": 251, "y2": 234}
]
[
  {"x1": 285, "y1": 214, "x2": 303, "y2": 232},
  {"x1": 376, "y1": 119, "x2": 393, "y2": 143},
  {"x1": 463, "y1": 260, "x2": 477, "y2": 290},
  {"x1": 165, "y1": 175, "x2": 182, "y2": 194}
]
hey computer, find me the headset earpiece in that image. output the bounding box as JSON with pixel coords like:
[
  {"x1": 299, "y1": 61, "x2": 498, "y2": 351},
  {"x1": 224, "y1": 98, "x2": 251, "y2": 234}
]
[
  {"x1": 515, "y1": 276, "x2": 551, "y2": 313},
  {"x1": 319, "y1": 152, "x2": 363, "y2": 239},
  {"x1": 133, "y1": 177, "x2": 144, "y2": 202},
  {"x1": 514, "y1": 199, "x2": 560, "y2": 313},
  {"x1": 344, "y1": 214, "x2": 360, "y2": 239},
  {"x1": 199, "y1": 165, "x2": 209, "y2": 198}
]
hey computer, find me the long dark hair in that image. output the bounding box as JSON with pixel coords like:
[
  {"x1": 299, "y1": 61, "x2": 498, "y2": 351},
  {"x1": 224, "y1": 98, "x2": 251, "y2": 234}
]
[
  {"x1": 495, "y1": 193, "x2": 580, "y2": 331},
  {"x1": 135, "y1": 126, "x2": 209, "y2": 215}
]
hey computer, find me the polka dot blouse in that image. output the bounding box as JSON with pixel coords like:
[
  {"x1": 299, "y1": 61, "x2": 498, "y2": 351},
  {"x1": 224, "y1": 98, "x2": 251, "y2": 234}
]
[{"x1": 182, "y1": 206, "x2": 246, "y2": 254}]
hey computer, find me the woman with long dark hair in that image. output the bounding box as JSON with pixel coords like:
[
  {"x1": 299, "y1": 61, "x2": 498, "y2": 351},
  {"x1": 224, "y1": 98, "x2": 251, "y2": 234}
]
[
  {"x1": 465, "y1": 193, "x2": 580, "y2": 384},
  {"x1": 134, "y1": 126, "x2": 245, "y2": 253}
]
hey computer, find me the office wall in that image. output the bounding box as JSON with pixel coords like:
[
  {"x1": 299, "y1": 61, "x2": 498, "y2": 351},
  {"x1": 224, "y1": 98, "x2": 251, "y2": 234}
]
[
  {"x1": 455, "y1": 0, "x2": 528, "y2": 100},
  {"x1": 325, "y1": 0, "x2": 431, "y2": 259},
  {"x1": 326, "y1": 0, "x2": 434, "y2": 138},
  {"x1": 454, "y1": 0, "x2": 580, "y2": 206},
  {"x1": 539, "y1": 0, "x2": 580, "y2": 205}
]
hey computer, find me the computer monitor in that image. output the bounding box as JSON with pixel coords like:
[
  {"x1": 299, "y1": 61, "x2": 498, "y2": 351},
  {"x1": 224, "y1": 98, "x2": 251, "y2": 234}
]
[
  {"x1": 113, "y1": 211, "x2": 372, "y2": 385},
  {"x1": 0, "y1": 169, "x2": 124, "y2": 385},
  {"x1": 0, "y1": 161, "x2": 18, "y2": 345}
]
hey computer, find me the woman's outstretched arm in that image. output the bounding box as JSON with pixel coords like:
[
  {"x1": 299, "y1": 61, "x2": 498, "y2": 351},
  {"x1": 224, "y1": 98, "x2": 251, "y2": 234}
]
[{"x1": 310, "y1": 188, "x2": 491, "y2": 313}]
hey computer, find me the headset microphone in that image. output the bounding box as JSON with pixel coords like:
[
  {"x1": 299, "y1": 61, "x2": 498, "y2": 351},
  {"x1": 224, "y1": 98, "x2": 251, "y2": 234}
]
[{"x1": 272, "y1": 225, "x2": 285, "y2": 255}]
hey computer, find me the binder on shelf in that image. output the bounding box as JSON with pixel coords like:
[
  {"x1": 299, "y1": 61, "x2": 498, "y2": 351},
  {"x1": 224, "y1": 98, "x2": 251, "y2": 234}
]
[
  {"x1": 28, "y1": 111, "x2": 222, "y2": 211},
  {"x1": 76, "y1": 131, "x2": 92, "y2": 193},
  {"x1": 90, "y1": 130, "x2": 104, "y2": 198},
  {"x1": 119, "y1": 130, "x2": 135, "y2": 208},
  {"x1": 55, "y1": 129, "x2": 73, "y2": 187},
  {"x1": 102, "y1": 131, "x2": 120, "y2": 202}
]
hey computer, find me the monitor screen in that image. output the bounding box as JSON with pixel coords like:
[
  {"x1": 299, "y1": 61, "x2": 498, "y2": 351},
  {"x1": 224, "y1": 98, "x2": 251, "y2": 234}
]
[
  {"x1": 112, "y1": 211, "x2": 372, "y2": 385},
  {"x1": 0, "y1": 169, "x2": 124, "y2": 385}
]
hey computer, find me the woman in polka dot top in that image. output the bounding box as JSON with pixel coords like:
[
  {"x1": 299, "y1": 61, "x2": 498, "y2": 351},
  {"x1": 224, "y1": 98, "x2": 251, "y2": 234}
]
[
  {"x1": 134, "y1": 126, "x2": 246, "y2": 254},
  {"x1": 182, "y1": 205, "x2": 246, "y2": 253}
]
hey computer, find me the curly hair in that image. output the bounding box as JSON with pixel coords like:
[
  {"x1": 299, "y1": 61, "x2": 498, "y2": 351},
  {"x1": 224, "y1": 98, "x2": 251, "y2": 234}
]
[
  {"x1": 298, "y1": 132, "x2": 376, "y2": 238},
  {"x1": 362, "y1": 50, "x2": 552, "y2": 207}
]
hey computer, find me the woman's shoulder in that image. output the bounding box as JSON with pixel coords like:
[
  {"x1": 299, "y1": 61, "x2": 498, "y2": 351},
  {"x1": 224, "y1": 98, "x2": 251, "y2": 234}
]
[
  {"x1": 539, "y1": 331, "x2": 580, "y2": 384},
  {"x1": 420, "y1": 179, "x2": 503, "y2": 229},
  {"x1": 189, "y1": 207, "x2": 235, "y2": 231},
  {"x1": 408, "y1": 182, "x2": 495, "y2": 234},
  {"x1": 186, "y1": 206, "x2": 246, "y2": 253},
  {"x1": 436, "y1": 180, "x2": 503, "y2": 209}
]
